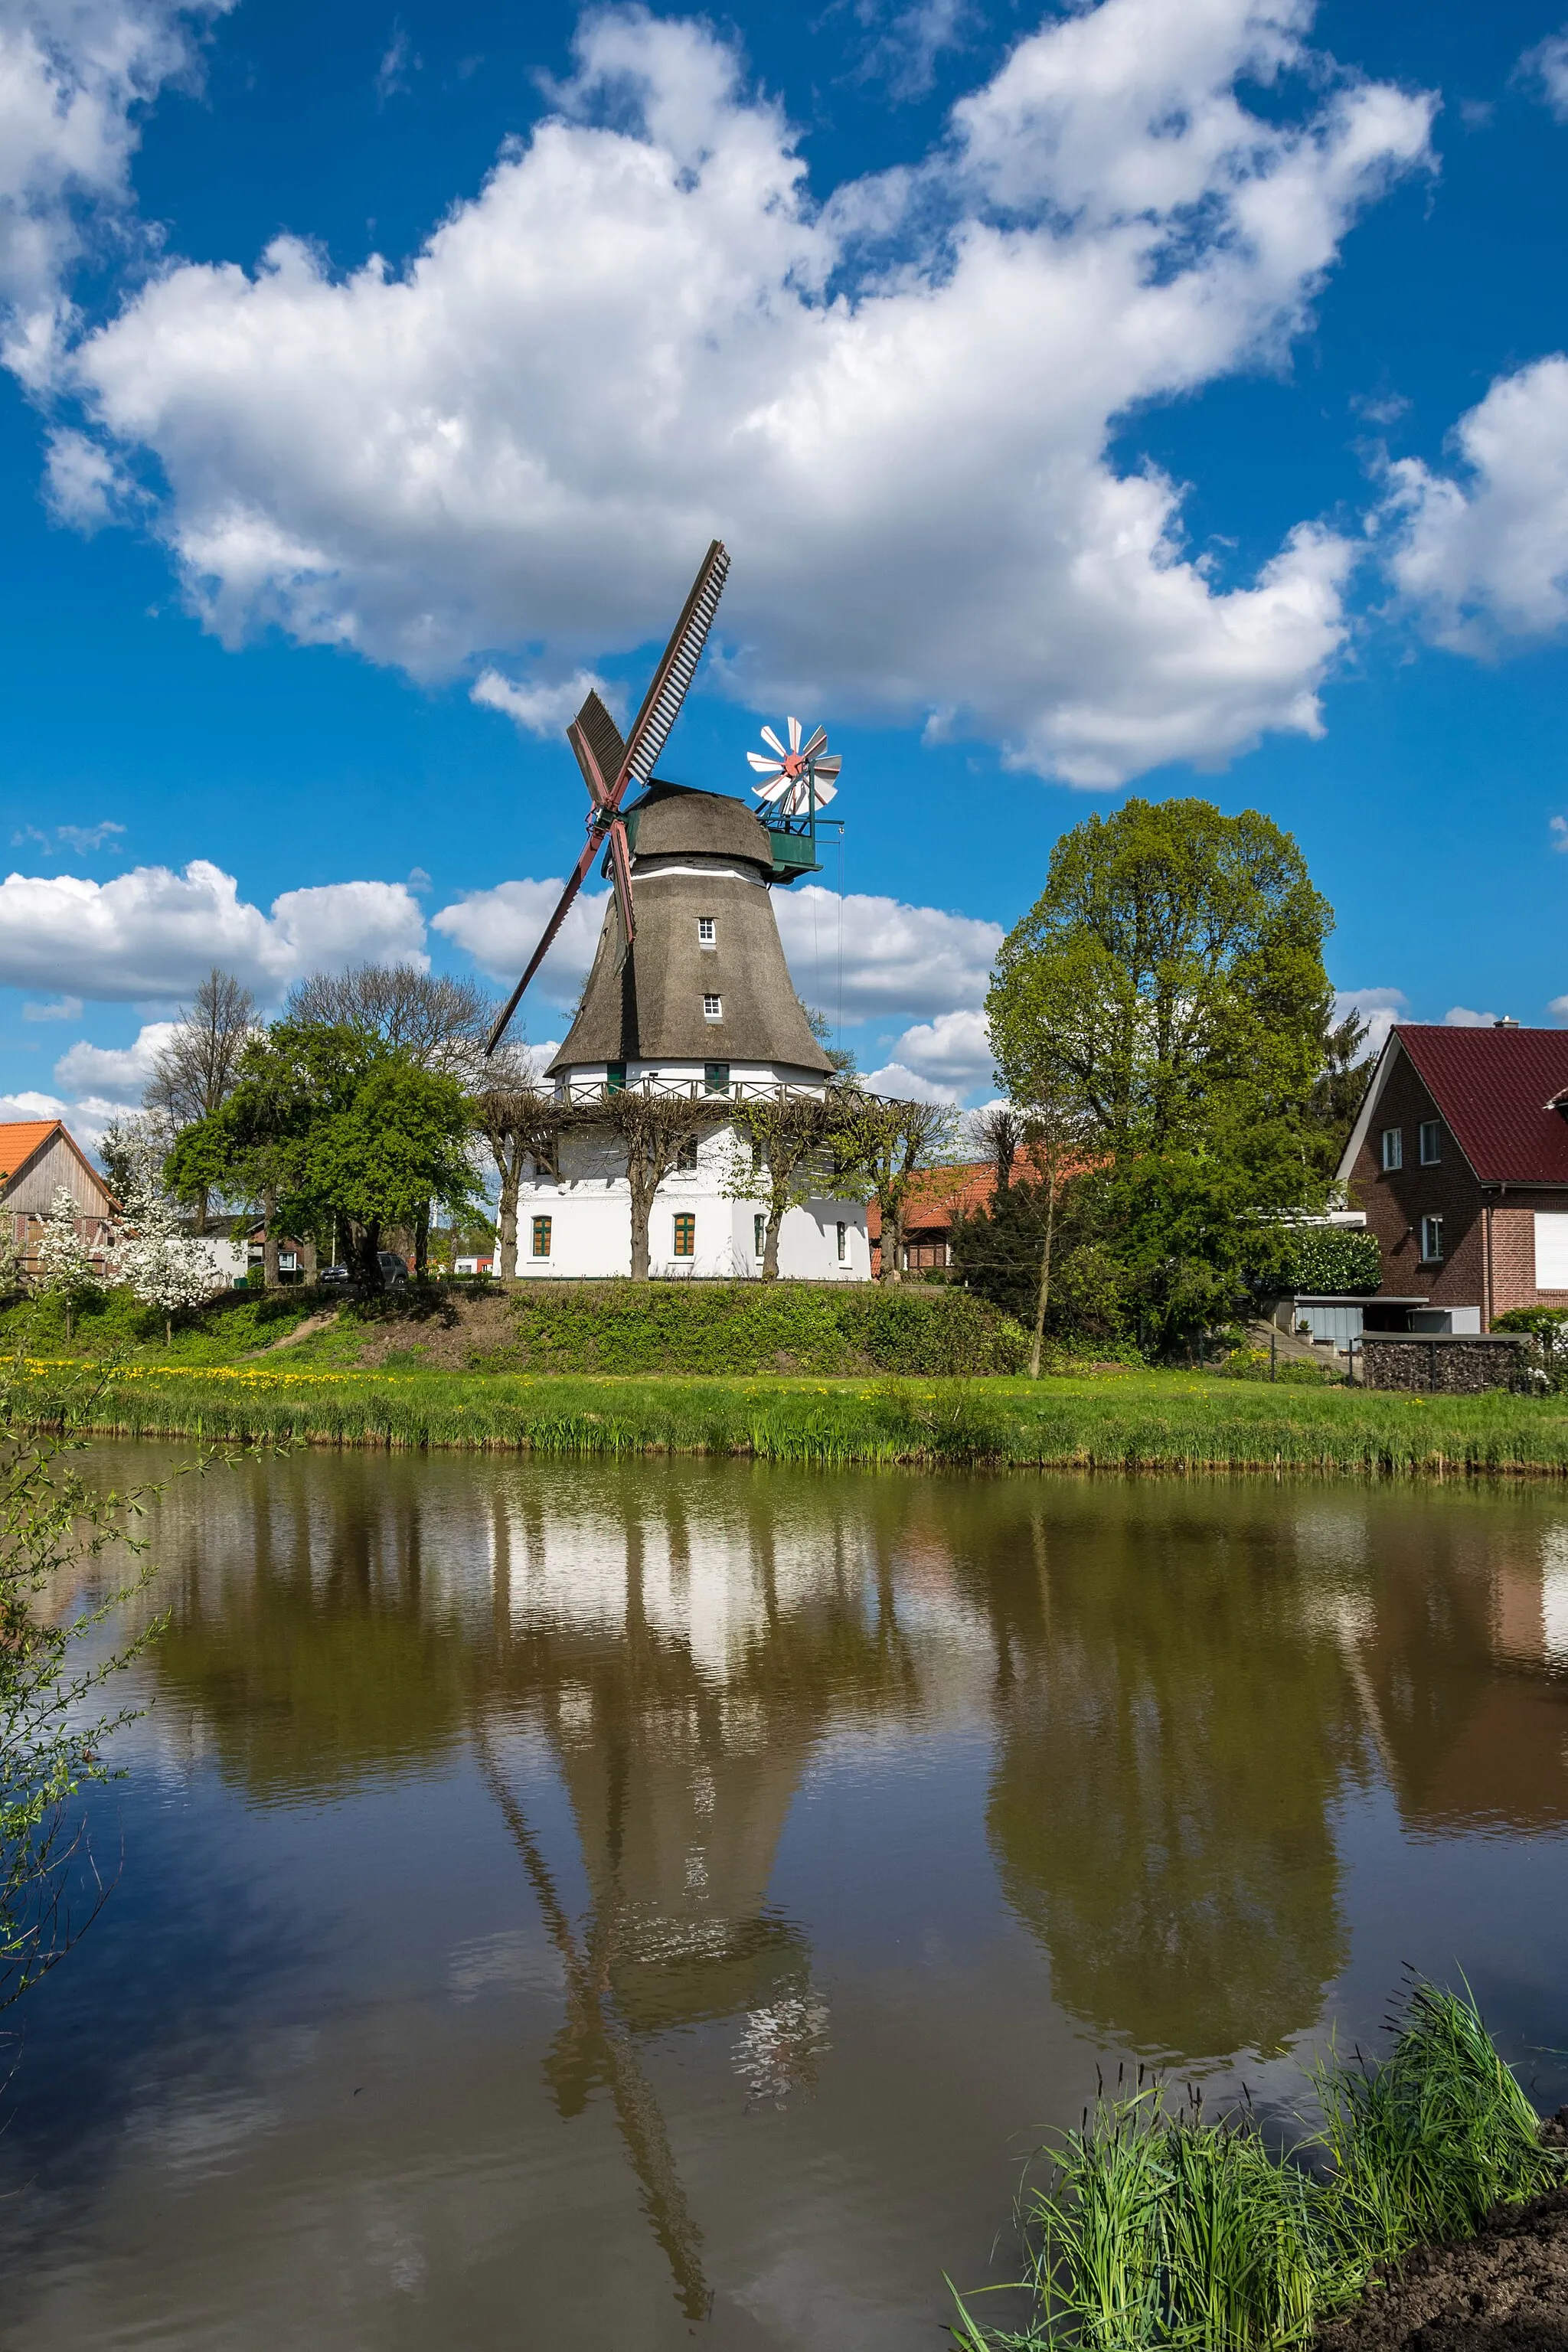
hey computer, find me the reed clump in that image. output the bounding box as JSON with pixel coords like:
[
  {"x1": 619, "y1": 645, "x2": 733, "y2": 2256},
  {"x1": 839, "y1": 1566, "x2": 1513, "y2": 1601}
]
[{"x1": 953, "y1": 1979, "x2": 1563, "y2": 2350}]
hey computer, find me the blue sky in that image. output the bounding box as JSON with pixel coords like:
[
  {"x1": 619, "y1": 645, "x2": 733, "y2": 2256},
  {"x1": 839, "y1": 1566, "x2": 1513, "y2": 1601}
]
[{"x1": 4, "y1": 0, "x2": 1568, "y2": 1134}]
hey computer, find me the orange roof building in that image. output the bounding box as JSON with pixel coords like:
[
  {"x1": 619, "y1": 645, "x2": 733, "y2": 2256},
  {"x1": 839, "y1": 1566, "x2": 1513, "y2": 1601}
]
[{"x1": 2, "y1": 1119, "x2": 119, "y2": 1268}]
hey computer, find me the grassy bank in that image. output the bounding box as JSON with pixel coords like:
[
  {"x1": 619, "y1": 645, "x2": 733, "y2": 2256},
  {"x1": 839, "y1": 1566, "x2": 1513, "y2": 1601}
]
[
  {"x1": 952, "y1": 1980, "x2": 1563, "y2": 2350},
  {"x1": 10, "y1": 1357, "x2": 1568, "y2": 1474}
]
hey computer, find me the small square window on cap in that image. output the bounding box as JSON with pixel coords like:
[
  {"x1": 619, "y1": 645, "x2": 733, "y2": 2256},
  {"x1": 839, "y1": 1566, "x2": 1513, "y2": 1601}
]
[{"x1": 703, "y1": 993, "x2": 723, "y2": 1020}]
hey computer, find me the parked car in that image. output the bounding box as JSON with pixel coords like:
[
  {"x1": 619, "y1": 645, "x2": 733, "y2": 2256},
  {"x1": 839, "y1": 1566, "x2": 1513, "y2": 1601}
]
[
  {"x1": 318, "y1": 1263, "x2": 351, "y2": 1285},
  {"x1": 377, "y1": 1251, "x2": 410, "y2": 1289}
]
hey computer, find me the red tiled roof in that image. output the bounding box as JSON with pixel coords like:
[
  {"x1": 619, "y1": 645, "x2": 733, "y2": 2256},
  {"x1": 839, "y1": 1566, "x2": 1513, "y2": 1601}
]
[
  {"x1": 867, "y1": 1145, "x2": 1089, "y2": 1241},
  {"x1": 0, "y1": 1119, "x2": 64, "y2": 1180},
  {"x1": 1396, "y1": 1025, "x2": 1568, "y2": 1185}
]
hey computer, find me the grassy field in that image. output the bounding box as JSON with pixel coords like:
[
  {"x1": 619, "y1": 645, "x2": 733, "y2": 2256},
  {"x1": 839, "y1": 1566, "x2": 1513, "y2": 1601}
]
[{"x1": 9, "y1": 1353, "x2": 1568, "y2": 1475}]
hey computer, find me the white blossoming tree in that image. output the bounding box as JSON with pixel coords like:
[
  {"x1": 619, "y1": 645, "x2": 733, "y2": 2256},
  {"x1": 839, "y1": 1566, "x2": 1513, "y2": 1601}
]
[
  {"x1": 0, "y1": 1219, "x2": 22, "y2": 1302},
  {"x1": 33, "y1": 1191, "x2": 103, "y2": 1341},
  {"x1": 110, "y1": 1165, "x2": 213, "y2": 1347}
]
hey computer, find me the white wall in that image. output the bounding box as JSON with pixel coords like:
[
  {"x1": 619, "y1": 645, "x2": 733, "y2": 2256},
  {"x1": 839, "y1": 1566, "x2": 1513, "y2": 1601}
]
[{"x1": 512, "y1": 1114, "x2": 870, "y2": 1281}]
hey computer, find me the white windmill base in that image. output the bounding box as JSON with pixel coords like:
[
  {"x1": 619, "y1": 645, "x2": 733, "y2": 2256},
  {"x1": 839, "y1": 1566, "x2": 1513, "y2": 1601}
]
[{"x1": 511, "y1": 1112, "x2": 871, "y2": 1282}]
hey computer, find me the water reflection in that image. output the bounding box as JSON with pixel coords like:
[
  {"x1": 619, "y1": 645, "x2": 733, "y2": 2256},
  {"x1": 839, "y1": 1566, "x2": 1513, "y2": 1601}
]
[{"x1": 21, "y1": 1455, "x2": 1567, "y2": 2349}]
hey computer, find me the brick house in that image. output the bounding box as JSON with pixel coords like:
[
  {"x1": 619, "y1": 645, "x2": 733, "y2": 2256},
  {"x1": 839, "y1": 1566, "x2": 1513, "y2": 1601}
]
[{"x1": 1337, "y1": 1024, "x2": 1568, "y2": 1331}]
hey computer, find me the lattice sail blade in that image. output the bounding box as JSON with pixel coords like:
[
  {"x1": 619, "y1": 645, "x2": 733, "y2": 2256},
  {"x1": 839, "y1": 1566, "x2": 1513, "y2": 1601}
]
[
  {"x1": 621, "y1": 538, "x2": 730, "y2": 790},
  {"x1": 570, "y1": 690, "x2": 628, "y2": 804},
  {"x1": 800, "y1": 725, "x2": 828, "y2": 760},
  {"x1": 760, "y1": 725, "x2": 788, "y2": 759},
  {"x1": 485, "y1": 831, "x2": 600, "y2": 1054}
]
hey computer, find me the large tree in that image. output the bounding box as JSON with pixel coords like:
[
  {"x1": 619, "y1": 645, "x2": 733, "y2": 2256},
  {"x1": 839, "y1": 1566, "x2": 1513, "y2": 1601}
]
[
  {"x1": 144, "y1": 969, "x2": 259, "y2": 1230},
  {"x1": 987, "y1": 798, "x2": 1333, "y2": 1169},
  {"x1": 284, "y1": 964, "x2": 495, "y2": 1080}
]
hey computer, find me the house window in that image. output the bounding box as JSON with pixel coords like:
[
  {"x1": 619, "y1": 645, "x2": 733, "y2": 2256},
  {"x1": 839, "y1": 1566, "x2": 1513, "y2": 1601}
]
[
  {"x1": 606, "y1": 1060, "x2": 626, "y2": 1094},
  {"x1": 1419, "y1": 1214, "x2": 1444, "y2": 1264},
  {"x1": 754, "y1": 1214, "x2": 766, "y2": 1257},
  {"x1": 1419, "y1": 1120, "x2": 1441, "y2": 1165},
  {"x1": 704, "y1": 1061, "x2": 730, "y2": 1095},
  {"x1": 836, "y1": 1221, "x2": 847, "y2": 1263},
  {"x1": 673, "y1": 1214, "x2": 696, "y2": 1258},
  {"x1": 531, "y1": 1215, "x2": 552, "y2": 1259},
  {"x1": 697, "y1": 916, "x2": 717, "y2": 948},
  {"x1": 703, "y1": 994, "x2": 723, "y2": 1021},
  {"x1": 1380, "y1": 1128, "x2": 1403, "y2": 1172},
  {"x1": 1535, "y1": 1213, "x2": 1568, "y2": 1288}
]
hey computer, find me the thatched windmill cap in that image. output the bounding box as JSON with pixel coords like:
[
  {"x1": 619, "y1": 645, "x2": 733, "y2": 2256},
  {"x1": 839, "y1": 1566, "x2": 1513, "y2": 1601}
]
[{"x1": 626, "y1": 782, "x2": 775, "y2": 870}]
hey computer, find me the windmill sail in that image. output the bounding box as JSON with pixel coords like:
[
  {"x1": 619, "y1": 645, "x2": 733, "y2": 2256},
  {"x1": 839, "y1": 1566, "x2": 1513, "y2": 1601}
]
[
  {"x1": 621, "y1": 540, "x2": 730, "y2": 790},
  {"x1": 485, "y1": 541, "x2": 730, "y2": 1055}
]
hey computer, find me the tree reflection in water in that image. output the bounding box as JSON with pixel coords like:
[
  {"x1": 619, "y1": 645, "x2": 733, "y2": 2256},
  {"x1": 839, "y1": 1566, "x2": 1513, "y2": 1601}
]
[{"x1": 132, "y1": 1455, "x2": 1568, "y2": 2305}]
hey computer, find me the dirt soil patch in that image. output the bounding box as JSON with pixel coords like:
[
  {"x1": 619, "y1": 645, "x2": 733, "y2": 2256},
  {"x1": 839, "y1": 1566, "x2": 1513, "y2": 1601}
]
[
  {"x1": 348, "y1": 1292, "x2": 516, "y2": 1370},
  {"x1": 1316, "y1": 2186, "x2": 1568, "y2": 2352}
]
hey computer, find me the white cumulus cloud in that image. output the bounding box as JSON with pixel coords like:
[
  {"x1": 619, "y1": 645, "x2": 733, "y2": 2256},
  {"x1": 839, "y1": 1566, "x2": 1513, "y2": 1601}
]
[
  {"x1": 52, "y1": 1018, "x2": 175, "y2": 1100},
  {"x1": 1383, "y1": 358, "x2": 1568, "y2": 649},
  {"x1": 1518, "y1": 26, "x2": 1568, "y2": 121},
  {"x1": 881, "y1": 1007, "x2": 994, "y2": 1089},
  {"x1": 860, "y1": 1060, "x2": 963, "y2": 1104},
  {"x1": 51, "y1": 0, "x2": 1432, "y2": 784},
  {"x1": 1332, "y1": 984, "x2": 1408, "y2": 1055},
  {"x1": 0, "y1": 859, "x2": 427, "y2": 1000},
  {"x1": 0, "y1": 0, "x2": 227, "y2": 366},
  {"x1": 472, "y1": 668, "x2": 619, "y2": 737},
  {"x1": 432, "y1": 878, "x2": 611, "y2": 1011},
  {"x1": 773, "y1": 887, "x2": 1002, "y2": 1021}
]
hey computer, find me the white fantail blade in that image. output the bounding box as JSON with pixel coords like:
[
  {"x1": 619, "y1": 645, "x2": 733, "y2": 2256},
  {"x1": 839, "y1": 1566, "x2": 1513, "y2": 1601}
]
[
  {"x1": 812, "y1": 753, "x2": 841, "y2": 781},
  {"x1": 746, "y1": 750, "x2": 785, "y2": 774},
  {"x1": 800, "y1": 725, "x2": 828, "y2": 760},
  {"x1": 809, "y1": 776, "x2": 837, "y2": 805},
  {"x1": 760, "y1": 724, "x2": 789, "y2": 759},
  {"x1": 753, "y1": 777, "x2": 791, "y2": 804},
  {"x1": 787, "y1": 715, "x2": 802, "y2": 752}
]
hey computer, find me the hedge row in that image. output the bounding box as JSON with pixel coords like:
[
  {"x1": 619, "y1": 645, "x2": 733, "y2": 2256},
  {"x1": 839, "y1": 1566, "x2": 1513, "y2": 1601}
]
[{"x1": 477, "y1": 1280, "x2": 1030, "y2": 1377}]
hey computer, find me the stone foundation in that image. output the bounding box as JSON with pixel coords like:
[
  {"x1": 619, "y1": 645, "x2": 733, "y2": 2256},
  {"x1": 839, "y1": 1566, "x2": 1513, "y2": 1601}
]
[{"x1": 1361, "y1": 1334, "x2": 1526, "y2": 1394}]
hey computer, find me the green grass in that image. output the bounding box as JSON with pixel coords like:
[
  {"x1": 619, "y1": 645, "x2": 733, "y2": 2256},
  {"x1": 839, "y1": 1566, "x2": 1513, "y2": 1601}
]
[
  {"x1": 952, "y1": 1981, "x2": 1563, "y2": 2351},
  {"x1": 7, "y1": 1357, "x2": 1568, "y2": 1473}
]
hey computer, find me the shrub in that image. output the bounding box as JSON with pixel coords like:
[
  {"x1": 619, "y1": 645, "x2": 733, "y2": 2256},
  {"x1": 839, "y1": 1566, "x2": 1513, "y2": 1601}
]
[
  {"x1": 1492, "y1": 1306, "x2": 1568, "y2": 1392},
  {"x1": 1277, "y1": 1226, "x2": 1382, "y2": 1294}
]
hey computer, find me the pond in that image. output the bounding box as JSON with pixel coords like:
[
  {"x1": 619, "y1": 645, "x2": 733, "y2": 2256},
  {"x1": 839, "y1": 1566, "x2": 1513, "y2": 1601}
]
[{"x1": 3, "y1": 1452, "x2": 1568, "y2": 2349}]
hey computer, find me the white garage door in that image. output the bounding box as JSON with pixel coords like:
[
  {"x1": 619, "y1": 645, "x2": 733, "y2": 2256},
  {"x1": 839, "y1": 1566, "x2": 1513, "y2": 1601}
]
[{"x1": 1535, "y1": 1213, "x2": 1568, "y2": 1288}]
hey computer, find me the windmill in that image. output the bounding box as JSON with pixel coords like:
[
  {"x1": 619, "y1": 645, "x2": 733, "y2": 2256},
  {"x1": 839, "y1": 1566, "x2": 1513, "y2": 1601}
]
[
  {"x1": 485, "y1": 539, "x2": 731, "y2": 1056},
  {"x1": 746, "y1": 717, "x2": 841, "y2": 819}
]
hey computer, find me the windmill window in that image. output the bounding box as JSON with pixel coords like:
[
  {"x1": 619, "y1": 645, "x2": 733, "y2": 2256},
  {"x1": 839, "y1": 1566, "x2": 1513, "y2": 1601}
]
[
  {"x1": 531, "y1": 1216, "x2": 552, "y2": 1259},
  {"x1": 606, "y1": 1060, "x2": 626, "y2": 1094},
  {"x1": 837, "y1": 1221, "x2": 848, "y2": 1263},
  {"x1": 697, "y1": 916, "x2": 717, "y2": 949},
  {"x1": 673, "y1": 1214, "x2": 696, "y2": 1258},
  {"x1": 1380, "y1": 1127, "x2": 1403, "y2": 1172},
  {"x1": 754, "y1": 1214, "x2": 766, "y2": 1257},
  {"x1": 676, "y1": 1135, "x2": 699, "y2": 1171},
  {"x1": 703, "y1": 994, "x2": 723, "y2": 1021},
  {"x1": 704, "y1": 1062, "x2": 730, "y2": 1096}
]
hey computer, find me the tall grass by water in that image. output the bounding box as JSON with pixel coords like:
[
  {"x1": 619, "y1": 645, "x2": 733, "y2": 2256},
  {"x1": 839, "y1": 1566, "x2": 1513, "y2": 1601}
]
[
  {"x1": 8, "y1": 1357, "x2": 1568, "y2": 1475},
  {"x1": 952, "y1": 1981, "x2": 1561, "y2": 2350}
]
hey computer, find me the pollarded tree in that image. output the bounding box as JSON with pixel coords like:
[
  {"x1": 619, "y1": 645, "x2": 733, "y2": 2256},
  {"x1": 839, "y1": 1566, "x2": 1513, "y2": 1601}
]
[
  {"x1": 834, "y1": 1093, "x2": 960, "y2": 1286},
  {"x1": 726, "y1": 1091, "x2": 846, "y2": 1280},
  {"x1": 32, "y1": 1190, "x2": 103, "y2": 1340},
  {"x1": 474, "y1": 1055, "x2": 562, "y2": 1282},
  {"x1": 591, "y1": 1086, "x2": 731, "y2": 1281}
]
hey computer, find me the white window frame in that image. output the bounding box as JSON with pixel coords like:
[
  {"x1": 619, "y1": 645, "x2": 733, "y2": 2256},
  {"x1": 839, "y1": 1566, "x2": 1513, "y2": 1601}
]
[
  {"x1": 1419, "y1": 1120, "x2": 1441, "y2": 1165},
  {"x1": 1381, "y1": 1128, "x2": 1403, "y2": 1171},
  {"x1": 1419, "y1": 1214, "x2": 1444, "y2": 1264},
  {"x1": 697, "y1": 916, "x2": 717, "y2": 949},
  {"x1": 1535, "y1": 1213, "x2": 1568, "y2": 1289},
  {"x1": 702, "y1": 993, "x2": 723, "y2": 1021}
]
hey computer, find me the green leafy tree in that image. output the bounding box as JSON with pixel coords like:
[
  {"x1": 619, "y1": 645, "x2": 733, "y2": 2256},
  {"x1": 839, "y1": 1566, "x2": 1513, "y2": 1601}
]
[
  {"x1": 305, "y1": 1053, "x2": 480, "y2": 1283},
  {"x1": 987, "y1": 797, "x2": 1333, "y2": 1168}
]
